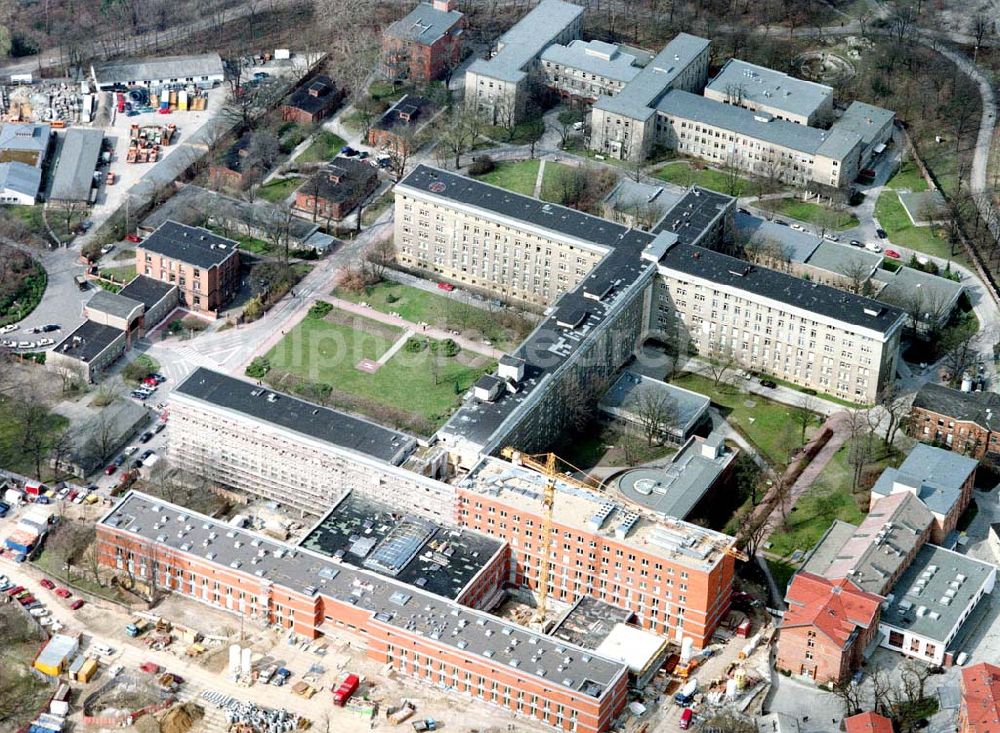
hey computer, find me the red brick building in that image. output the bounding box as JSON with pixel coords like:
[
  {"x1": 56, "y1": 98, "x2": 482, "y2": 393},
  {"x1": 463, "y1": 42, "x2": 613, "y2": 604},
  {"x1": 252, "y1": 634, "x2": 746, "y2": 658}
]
[
  {"x1": 368, "y1": 95, "x2": 435, "y2": 157},
  {"x1": 456, "y1": 457, "x2": 737, "y2": 649},
  {"x1": 97, "y1": 491, "x2": 629, "y2": 733},
  {"x1": 961, "y1": 662, "x2": 1000, "y2": 733},
  {"x1": 775, "y1": 574, "x2": 883, "y2": 685},
  {"x1": 294, "y1": 158, "x2": 379, "y2": 222},
  {"x1": 135, "y1": 221, "x2": 240, "y2": 318},
  {"x1": 208, "y1": 136, "x2": 256, "y2": 192},
  {"x1": 280, "y1": 75, "x2": 344, "y2": 125},
  {"x1": 381, "y1": 0, "x2": 465, "y2": 83},
  {"x1": 844, "y1": 712, "x2": 894, "y2": 733},
  {"x1": 910, "y1": 382, "x2": 1000, "y2": 461}
]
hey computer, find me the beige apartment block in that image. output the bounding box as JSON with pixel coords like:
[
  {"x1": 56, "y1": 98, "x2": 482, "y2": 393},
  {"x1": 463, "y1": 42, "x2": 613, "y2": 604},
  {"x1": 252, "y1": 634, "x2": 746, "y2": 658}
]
[
  {"x1": 393, "y1": 167, "x2": 608, "y2": 306},
  {"x1": 653, "y1": 242, "x2": 905, "y2": 404},
  {"x1": 703, "y1": 59, "x2": 834, "y2": 127},
  {"x1": 168, "y1": 368, "x2": 458, "y2": 520}
]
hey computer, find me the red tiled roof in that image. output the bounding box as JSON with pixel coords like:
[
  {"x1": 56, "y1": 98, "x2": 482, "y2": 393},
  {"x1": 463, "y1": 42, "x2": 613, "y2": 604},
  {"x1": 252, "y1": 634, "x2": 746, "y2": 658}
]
[
  {"x1": 844, "y1": 711, "x2": 893, "y2": 733},
  {"x1": 781, "y1": 573, "x2": 882, "y2": 648},
  {"x1": 963, "y1": 662, "x2": 1000, "y2": 733}
]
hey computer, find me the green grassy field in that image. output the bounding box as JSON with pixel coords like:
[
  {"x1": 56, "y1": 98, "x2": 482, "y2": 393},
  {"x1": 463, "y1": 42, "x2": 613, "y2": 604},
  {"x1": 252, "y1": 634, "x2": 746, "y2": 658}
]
[
  {"x1": 670, "y1": 373, "x2": 814, "y2": 468},
  {"x1": 99, "y1": 264, "x2": 136, "y2": 283},
  {"x1": 539, "y1": 161, "x2": 579, "y2": 202},
  {"x1": 296, "y1": 131, "x2": 347, "y2": 163},
  {"x1": 773, "y1": 198, "x2": 860, "y2": 230},
  {"x1": 0, "y1": 399, "x2": 68, "y2": 478},
  {"x1": 266, "y1": 314, "x2": 492, "y2": 430},
  {"x1": 472, "y1": 160, "x2": 540, "y2": 196},
  {"x1": 875, "y1": 191, "x2": 953, "y2": 259},
  {"x1": 334, "y1": 280, "x2": 523, "y2": 349},
  {"x1": 258, "y1": 177, "x2": 301, "y2": 203},
  {"x1": 887, "y1": 161, "x2": 929, "y2": 192},
  {"x1": 766, "y1": 446, "x2": 866, "y2": 558},
  {"x1": 656, "y1": 161, "x2": 754, "y2": 196}
]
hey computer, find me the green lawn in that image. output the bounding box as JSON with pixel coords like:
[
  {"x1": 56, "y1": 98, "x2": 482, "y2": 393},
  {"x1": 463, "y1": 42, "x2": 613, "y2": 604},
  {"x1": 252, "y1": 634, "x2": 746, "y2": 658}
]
[
  {"x1": 0, "y1": 399, "x2": 68, "y2": 478},
  {"x1": 265, "y1": 314, "x2": 492, "y2": 430},
  {"x1": 766, "y1": 446, "x2": 866, "y2": 558},
  {"x1": 333, "y1": 280, "x2": 522, "y2": 349},
  {"x1": 656, "y1": 161, "x2": 754, "y2": 196},
  {"x1": 295, "y1": 131, "x2": 347, "y2": 163},
  {"x1": 887, "y1": 161, "x2": 929, "y2": 192},
  {"x1": 772, "y1": 198, "x2": 860, "y2": 230},
  {"x1": 874, "y1": 191, "x2": 953, "y2": 259},
  {"x1": 99, "y1": 264, "x2": 136, "y2": 283},
  {"x1": 258, "y1": 177, "x2": 301, "y2": 203},
  {"x1": 539, "y1": 161, "x2": 577, "y2": 202},
  {"x1": 670, "y1": 372, "x2": 815, "y2": 468},
  {"x1": 472, "y1": 160, "x2": 540, "y2": 196},
  {"x1": 207, "y1": 226, "x2": 272, "y2": 255}
]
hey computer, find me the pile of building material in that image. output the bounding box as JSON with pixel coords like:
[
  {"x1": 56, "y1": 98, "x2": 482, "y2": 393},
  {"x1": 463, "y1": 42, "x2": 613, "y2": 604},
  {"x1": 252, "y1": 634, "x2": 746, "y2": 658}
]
[
  {"x1": 4, "y1": 82, "x2": 93, "y2": 125},
  {"x1": 200, "y1": 692, "x2": 310, "y2": 733},
  {"x1": 126, "y1": 123, "x2": 176, "y2": 163},
  {"x1": 157, "y1": 702, "x2": 204, "y2": 733},
  {"x1": 28, "y1": 712, "x2": 66, "y2": 733}
]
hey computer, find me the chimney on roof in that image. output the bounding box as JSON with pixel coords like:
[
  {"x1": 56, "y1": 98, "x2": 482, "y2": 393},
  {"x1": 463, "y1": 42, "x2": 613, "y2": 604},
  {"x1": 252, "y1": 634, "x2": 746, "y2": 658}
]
[{"x1": 432, "y1": 0, "x2": 454, "y2": 10}]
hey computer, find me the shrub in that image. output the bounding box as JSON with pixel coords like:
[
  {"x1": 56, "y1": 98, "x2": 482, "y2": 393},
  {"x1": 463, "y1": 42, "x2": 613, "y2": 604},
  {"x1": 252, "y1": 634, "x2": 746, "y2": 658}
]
[
  {"x1": 181, "y1": 316, "x2": 208, "y2": 332},
  {"x1": 385, "y1": 293, "x2": 399, "y2": 304},
  {"x1": 307, "y1": 301, "x2": 334, "y2": 319},
  {"x1": 439, "y1": 338, "x2": 459, "y2": 357},
  {"x1": 243, "y1": 297, "x2": 264, "y2": 322},
  {"x1": 246, "y1": 357, "x2": 271, "y2": 378},
  {"x1": 405, "y1": 337, "x2": 426, "y2": 353},
  {"x1": 122, "y1": 355, "x2": 156, "y2": 383},
  {"x1": 468, "y1": 155, "x2": 495, "y2": 176}
]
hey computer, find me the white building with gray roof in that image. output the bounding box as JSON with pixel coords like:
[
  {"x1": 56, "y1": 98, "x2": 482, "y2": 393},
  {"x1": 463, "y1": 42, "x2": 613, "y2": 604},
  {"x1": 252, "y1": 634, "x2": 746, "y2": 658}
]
[
  {"x1": 90, "y1": 53, "x2": 223, "y2": 90},
  {"x1": 541, "y1": 40, "x2": 643, "y2": 101},
  {"x1": 0, "y1": 161, "x2": 42, "y2": 204},
  {"x1": 464, "y1": 0, "x2": 583, "y2": 124},
  {"x1": 704, "y1": 59, "x2": 834, "y2": 126}
]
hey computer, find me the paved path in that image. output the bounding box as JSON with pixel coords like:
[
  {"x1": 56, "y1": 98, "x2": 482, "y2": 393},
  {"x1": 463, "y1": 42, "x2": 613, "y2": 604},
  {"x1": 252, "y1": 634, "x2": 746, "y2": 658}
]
[
  {"x1": 533, "y1": 159, "x2": 547, "y2": 198},
  {"x1": 377, "y1": 329, "x2": 413, "y2": 365},
  {"x1": 321, "y1": 295, "x2": 503, "y2": 359},
  {"x1": 761, "y1": 411, "x2": 851, "y2": 541}
]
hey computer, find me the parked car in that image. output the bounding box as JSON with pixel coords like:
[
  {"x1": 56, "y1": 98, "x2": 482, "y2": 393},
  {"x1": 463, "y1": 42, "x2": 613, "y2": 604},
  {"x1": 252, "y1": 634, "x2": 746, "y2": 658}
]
[
  {"x1": 123, "y1": 446, "x2": 138, "y2": 457},
  {"x1": 790, "y1": 223, "x2": 804, "y2": 231},
  {"x1": 40, "y1": 324, "x2": 59, "y2": 333},
  {"x1": 66, "y1": 490, "x2": 78, "y2": 502},
  {"x1": 823, "y1": 234, "x2": 839, "y2": 242},
  {"x1": 865, "y1": 242, "x2": 883, "y2": 253},
  {"x1": 100, "y1": 244, "x2": 115, "y2": 255},
  {"x1": 70, "y1": 599, "x2": 85, "y2": 610},
  {"x1": 139, "y1": 432, "x2": 154, "y2": 443},
  {"x1": 125, "y1": 234, "x2": 142, "y2": 243},
  {"x1": 0, "y1": 502, "x2": 9, "y2": 518},
  {"x1": 150, "y1": 373, "x2": 166, "y2": 383},
  {"x1": 113, "y1": 455, "x2": 126, "y2": 467},
  {"x1": 885, "y1": 248, "x2": 901, "y2": 259},
  {"x1": 140, "y1": 449, "x2": 155, "y2": 462},
  {"x1": 774, "y1": 219, "x2": 788, "y2": 226},
  {"x1": 437, "y1": 282, "x2": 455, "y2": 292},
  {"x1": 875, "y1": 227, "x2": 888, "y2": 238},
  {"x1": 759, "y1": 379, "x2": 777, "y2": 389},
  {"x1": 339, "y1": 146, "x2": 358, "y2": 157},
  {"x1": 55, "y1": 588, "x2": 71, "y2": 598},
  {"x1": 40, "y1": 579, "x2": 55, "y2": 590},
  {"x1": 104, "y1": 464, "x2": 117, "y2": 476},
  {"x1": 153, "y1": 423, "x2": 166, "y2": 434}
]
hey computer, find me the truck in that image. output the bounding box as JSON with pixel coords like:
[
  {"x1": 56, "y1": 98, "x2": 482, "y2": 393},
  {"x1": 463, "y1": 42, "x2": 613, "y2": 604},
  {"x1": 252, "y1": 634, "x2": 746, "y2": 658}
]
[
  {"x1": 126, "y1": 618, "x2": 151, "y2": 637},
  {"x1": 332, "y1": 674, "x2": 360, "y2": 707},
  {"x1": 674, "y1": 679, "x2": 697, "y2": 707},
  {"x1": 411, "y1": 720, "x2": 437, "y2": 732},
  {"x1": 258, "y1": 665, "x2": 277, "y2": 685},
  {"x1": 271, "y1": 668, "x2": 291, "y2": 686},
  {"x1": 387, "y1": 702, "x2": 416, "y2": 725}
]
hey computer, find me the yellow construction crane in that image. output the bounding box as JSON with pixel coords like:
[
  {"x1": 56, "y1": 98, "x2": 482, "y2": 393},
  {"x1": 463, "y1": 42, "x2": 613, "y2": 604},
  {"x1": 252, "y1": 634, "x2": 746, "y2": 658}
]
[
  {"x1": 500, "y1": 448, "x2": 601, "y2": 629},
  {"x1": 726, "y1": 546, "x2": 750, "y2": 563}
]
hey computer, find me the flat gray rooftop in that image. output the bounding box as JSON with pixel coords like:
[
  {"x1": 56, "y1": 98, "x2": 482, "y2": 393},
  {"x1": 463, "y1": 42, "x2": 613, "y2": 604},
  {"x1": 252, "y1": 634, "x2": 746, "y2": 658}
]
[
  {"x1": 86, "y1": 289, "x2": 142, "y2": 321},
  {"x1": 104, "y1": 491, "x2": 626, "y2": 697},
  {"x1": 836, "y1": 101, "x2": 895, "y2": 147},
  {"x1": 651, "y1": 186, "x2": 733, "y2": 247},
  {"x1": 92, "y1": 53, "x2": 223, "y2": 86},
  {"x1": 871, "y1": 443, "x2": 978, "y2": 517},
  {"x1": 599, "y1": 370, "x2": 709, "y2": 436},
  {"x1": 298, "y1": 492, "x2": 503, "y2": 600},
  {"x1": 881, "y1": 544, "x2": 995, "y2": 643},
  {"x1": 173, "y1": 368, "x2": 417, "y2": 465},
  {"x1": 877, "y1": 265, "x2": 963, "y2": 316},
  {"x1": 52, "y1": 320, "x2": 123, "y2": 362},
  {"x1": 49, "y1": 128, "x2": 104, "y2": 202},
  {"x1": 593, "y1": 33, "x2": 709, "y2": 119},
  {"x1": 541, "y1": 40, "x2": 641, "y2": 84},
  {"x1": 466, "y1": 0, "x2": 583, "y2": 83},
  {"x1": 705, "y1": 59, "x2": 832, "y2": 120},
  {"x1": 733, "y1": 211, "x2": 821, "y2": 263},
  {"x1": 657, "y1": 90, "x2": 857, "y2": 157},
  {"x1": 612, "y1": 435, "x2": 734, "y2": 520},
  {"x1": 551, "y1": 596, "x2": 633, "y2": 650},
  {"x1": 804, "y1": 240, "x2": 882, "y2": 279}
]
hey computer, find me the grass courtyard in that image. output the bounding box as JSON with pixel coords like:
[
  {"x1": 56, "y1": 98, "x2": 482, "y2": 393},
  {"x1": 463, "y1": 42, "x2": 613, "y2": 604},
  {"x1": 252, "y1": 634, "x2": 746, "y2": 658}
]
[
  {"x1": 874, "y1": 190, "x2": 953, "y2": 259},
  {"x1": 670, "y1": 372, "x2": 817, "y2": 468},
  {"x1": 472, "y1": 159, "x2": 540, "y2": 196},
  {"x1": 258, "y1": 177, "x2": 301, "y2": 203},
  {"x1": 656, "y1": 161, "x2": 755, "y2": 196},
  {"x1": 295, "y1": 131, "x2": 347, "y2": 163},
  {"x1": 772, "y1": 198, "x2": 860, "y2": 230},
  {"x1": 264, "y1": 310, "x2": 493, "y2": 433},
  {"x1": 886, "y1": 161, "x2": 929, "y2": 192},
  {"x1": 333, "y1": 280, "x2": 529, "y2": 349}
]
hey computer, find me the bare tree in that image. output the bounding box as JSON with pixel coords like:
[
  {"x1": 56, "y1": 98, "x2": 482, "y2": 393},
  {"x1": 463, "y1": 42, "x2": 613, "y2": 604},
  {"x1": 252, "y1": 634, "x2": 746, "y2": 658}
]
[
  {"x1": 876, "y1": 382, "x2": 909, "y2": 448},
  {"x1": 970, "y1": 12, "x2": 993, "y2": 62},
  {"x1": 85, "y1": 409, "x2": 117, "y2": 468},
  {"x1": 364, "y1": 238, "x2": 396, "y2": 282},
  {"x1": 704, "y1": 342, "x2": 737, "y2": 388},
  {"x1": 846, "y1": 408, "x2": 876, "y2": 491},
  {"x1": 793, "y1": 394, "x2": 818, "y2": 442},
  {"x1": 831, "y1": 678, "x2": 865, "y2": 717},
  {"x1": 940, "y1": 321, "x2": 983, "y2": 387},
  {"x1": 617, "y1": 429, "x2": 646, "y2": 466},
  {"x1": 837, "y1": 257, "x2": 874, "y2": 295},
  {"x1": 631, "y1": 385, "x2": 678, "y2": 446}
]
